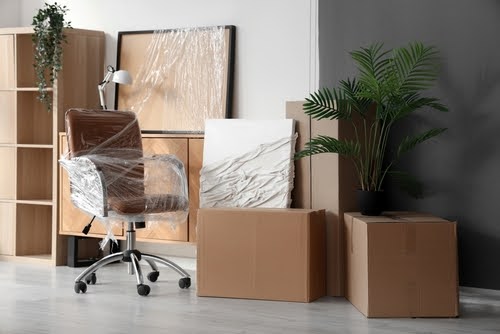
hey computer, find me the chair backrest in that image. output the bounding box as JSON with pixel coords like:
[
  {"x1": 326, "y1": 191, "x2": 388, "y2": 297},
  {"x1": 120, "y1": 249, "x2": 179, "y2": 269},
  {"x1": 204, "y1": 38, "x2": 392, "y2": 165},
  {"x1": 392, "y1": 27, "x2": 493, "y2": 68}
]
[
  {"x1": 65, "y1": 108, "x2": 144, "y2": 199},
  {"x1": 65, "y1": 108, "x2": 143, "y2": 157}
]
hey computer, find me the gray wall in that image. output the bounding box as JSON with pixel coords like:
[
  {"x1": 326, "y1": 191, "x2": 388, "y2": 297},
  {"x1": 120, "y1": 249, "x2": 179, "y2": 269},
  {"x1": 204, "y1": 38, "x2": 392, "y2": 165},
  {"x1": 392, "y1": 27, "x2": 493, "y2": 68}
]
[{"x1": 319, "y1": 0, "x2": 500, "y2": 290}]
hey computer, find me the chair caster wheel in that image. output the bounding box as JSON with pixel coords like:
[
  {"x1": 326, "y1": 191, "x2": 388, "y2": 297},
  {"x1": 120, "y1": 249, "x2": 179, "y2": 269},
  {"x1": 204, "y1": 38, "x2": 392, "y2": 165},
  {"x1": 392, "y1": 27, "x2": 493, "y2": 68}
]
[
  {"x1": 147, "y1": 271, "x2": 159, "y2": 282},
  {"x1": 137, "y1": 284, "x2": 151, "y2": 296},
  {"x1": 85, "y1": 272, "x2": 97, "y2": 285},
  {"x1": 178, "y1": 277, "x2": 191, "y2": 289},
  {"x1": 74, "y1": 281, "x2": 87, "y2": 294}
]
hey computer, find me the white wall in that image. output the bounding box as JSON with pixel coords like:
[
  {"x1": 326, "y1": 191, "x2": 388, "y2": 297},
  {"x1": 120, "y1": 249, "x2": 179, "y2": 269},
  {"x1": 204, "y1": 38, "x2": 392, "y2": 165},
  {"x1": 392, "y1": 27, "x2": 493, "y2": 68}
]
[
  {"x1": 0, "y1": 0, "x2": 21, "y2": 27},
  {"x1": 14, "y1": 0, "x2": 318, "y2": 119}
]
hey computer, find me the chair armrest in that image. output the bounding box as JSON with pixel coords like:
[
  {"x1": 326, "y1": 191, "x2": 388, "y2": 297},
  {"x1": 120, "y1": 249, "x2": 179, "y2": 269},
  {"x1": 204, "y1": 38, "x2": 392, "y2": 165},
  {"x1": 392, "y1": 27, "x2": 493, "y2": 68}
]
[
  {"x1": 142, "y1": 154, "x2": 189, "y2": 204},
  {"x1": 59, "y1": 156, "x2": 108, "y2": 218}
]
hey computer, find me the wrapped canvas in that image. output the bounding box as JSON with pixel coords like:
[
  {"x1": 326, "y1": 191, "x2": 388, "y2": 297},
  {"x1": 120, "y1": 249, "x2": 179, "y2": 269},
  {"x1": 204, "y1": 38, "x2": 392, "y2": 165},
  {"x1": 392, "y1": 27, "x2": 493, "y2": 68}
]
[
  {"x1": 200, "y1": 119, "x2": 297, "y2": 208},
  {"x1": 115, "y1": 26, "x2": 235, "y2": 133}
]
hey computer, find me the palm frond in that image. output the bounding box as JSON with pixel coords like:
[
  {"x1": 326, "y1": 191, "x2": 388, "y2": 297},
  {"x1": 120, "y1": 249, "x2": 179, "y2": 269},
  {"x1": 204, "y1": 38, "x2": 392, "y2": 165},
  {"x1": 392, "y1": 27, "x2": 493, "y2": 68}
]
[
  {"x1": 294, "y1": 135, "x2": 360, "y2": 159},
  {"x1": 350, "y1": 43, "x2": 392, "y2": 102},
  {"x1": 303, "y1": 87, "x2": 352, "y2": 120},
  {"x1": 339, "y1": 78, "x2": 372, "y2": 117},
  {"x1": 396, "y1": 127, "x2": 447, "y2": 158},
  {"x1": 392, "y1": 42, "x2": 440, "y2": 93},
  {"x1": 387, "y1": 94, "x2": 448, "y2": 121}
]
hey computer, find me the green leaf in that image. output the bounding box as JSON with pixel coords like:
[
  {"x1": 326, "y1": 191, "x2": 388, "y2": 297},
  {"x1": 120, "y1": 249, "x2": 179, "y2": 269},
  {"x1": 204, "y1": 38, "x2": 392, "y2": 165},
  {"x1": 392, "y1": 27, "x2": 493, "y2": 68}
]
[
  {"x1": 303, "y1": 88, "x2": 352, "y2": 120},
  {"x1": 32, "y1": 2, "x2": 72, "y2": 112},
  {"x1": 396, "y1": 128, "x2": 447, "y2": 158},
  {"x1": 295, "y1": 135, "x2": 360, "y2": 159},
  {"x1": 392, "y1": 42, "x2": 440, "y2": 94}
]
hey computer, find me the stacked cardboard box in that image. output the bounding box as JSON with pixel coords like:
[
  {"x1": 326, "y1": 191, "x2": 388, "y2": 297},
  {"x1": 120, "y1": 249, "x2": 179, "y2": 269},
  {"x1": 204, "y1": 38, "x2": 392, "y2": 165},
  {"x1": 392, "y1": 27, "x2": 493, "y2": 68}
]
[{"x1": 286, "y1": 101, "x2": 359, "y2": 297}]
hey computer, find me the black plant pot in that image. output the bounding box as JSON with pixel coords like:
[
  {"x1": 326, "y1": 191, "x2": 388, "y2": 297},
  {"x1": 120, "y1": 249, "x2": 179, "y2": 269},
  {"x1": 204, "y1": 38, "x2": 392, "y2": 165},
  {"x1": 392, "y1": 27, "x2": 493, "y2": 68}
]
[{"x1": 357, "y1": 190, "x2": 385, "y2": 216}]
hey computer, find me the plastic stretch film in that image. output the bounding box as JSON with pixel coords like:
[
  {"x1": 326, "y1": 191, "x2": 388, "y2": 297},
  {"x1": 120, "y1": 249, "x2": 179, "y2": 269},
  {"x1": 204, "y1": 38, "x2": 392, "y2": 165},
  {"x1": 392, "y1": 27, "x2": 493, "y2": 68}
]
[
  {"x1": 118, "y1": 26, "x2": 232, "y2": 132},
  {"x1": 200, "y1": 119, "x2": 297, "y2": 209},
  {"x1": 59, "y1": 109, "x2": 189, "y2": 247},
  {"x1": 199, "y1": 134, "x2": 297, "y2": 208}
]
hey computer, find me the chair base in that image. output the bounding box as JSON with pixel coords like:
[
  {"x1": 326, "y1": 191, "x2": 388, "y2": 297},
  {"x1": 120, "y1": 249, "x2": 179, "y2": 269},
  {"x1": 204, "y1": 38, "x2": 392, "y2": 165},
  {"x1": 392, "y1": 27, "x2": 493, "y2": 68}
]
[{"x1": 73, "y1": 223, "x2": 191, "y2": 296}]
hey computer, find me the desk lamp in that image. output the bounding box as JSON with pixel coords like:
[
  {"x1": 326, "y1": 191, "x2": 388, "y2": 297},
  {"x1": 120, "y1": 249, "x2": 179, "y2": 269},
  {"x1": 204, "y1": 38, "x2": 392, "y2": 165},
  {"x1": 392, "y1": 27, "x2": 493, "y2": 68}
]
[{"x1": 98, "y1": 65, "x2": 132, "y2": 109}]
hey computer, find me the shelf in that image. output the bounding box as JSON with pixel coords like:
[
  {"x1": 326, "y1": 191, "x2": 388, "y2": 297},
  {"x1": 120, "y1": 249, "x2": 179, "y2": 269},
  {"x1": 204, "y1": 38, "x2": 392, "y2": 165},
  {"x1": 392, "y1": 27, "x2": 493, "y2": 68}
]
[
  {"x1": 16, "y1": 87, "x2": 53, "y2": 92},
  {"x1": 15, "y1": 204, "x2": 52, "y2": 257},
  {"x1": 17, "y1": 147, "x2": 52, "y2": 201},
  {"x1": 0, "y1": 199, "x2": 52, "y2": 205},
  {"x1": 17, "y1": 91, "x2": 53, "y2": 145},
  {"x1": 16, "y1": 34, "x2": 45, "y2": 88},
  {"x1": 15, "y1": 199, "x2": 52, "y2": 206},
  {"x1": 17, "y1": 144, "x2": 52, "y2": 149},
  {"x1": 0, "y1": 88, "x2": 53, "y2": 92}
]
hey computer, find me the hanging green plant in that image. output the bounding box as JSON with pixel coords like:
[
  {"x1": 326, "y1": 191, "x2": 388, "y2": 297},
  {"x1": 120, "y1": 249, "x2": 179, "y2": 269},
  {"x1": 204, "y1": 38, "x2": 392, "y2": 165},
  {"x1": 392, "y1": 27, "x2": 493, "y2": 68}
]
[{"x1": 32, "y1": 2, "x2": 72, "y2": 112}]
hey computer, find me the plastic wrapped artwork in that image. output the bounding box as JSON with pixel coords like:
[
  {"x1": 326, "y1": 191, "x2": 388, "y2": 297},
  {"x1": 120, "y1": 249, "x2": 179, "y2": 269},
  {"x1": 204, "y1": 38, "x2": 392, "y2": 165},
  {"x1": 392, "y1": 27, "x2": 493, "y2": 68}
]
[
  {"x1": 59, "y1": 109, "x2": 189, "y2": 246},
  {"x1": 200, "y1": 119, "x2": 297, "y2": 209},
  {"x1": 116, "y1": 25, "x2": 235, "y2": 132}
]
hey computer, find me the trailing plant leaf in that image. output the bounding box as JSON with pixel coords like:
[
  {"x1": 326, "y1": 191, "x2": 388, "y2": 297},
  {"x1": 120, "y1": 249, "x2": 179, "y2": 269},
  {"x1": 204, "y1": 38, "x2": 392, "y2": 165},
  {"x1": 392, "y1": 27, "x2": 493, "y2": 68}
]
[{"x1": 32, "y1": 2, "x2": 72, "y2": 112}]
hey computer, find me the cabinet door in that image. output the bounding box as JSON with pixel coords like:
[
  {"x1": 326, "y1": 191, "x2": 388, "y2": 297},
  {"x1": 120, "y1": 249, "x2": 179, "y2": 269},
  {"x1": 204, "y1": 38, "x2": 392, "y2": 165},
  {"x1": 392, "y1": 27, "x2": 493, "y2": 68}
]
[
  {"x1": 188, "y1": 138, "x2": 203, "y2": 242},
  {"x1": 58, "y1": 134, "x2": 123, "y2": 237},
  {"x1": 137, "y1": 137, "x2": 189, "y2": 242}
]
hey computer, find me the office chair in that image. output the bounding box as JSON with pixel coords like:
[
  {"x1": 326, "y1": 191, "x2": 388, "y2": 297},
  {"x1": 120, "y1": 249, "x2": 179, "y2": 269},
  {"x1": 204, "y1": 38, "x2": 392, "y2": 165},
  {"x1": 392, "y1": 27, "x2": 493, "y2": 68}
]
[{"x1": 60, "y1": 108, "x2": 191, "y2": 296}]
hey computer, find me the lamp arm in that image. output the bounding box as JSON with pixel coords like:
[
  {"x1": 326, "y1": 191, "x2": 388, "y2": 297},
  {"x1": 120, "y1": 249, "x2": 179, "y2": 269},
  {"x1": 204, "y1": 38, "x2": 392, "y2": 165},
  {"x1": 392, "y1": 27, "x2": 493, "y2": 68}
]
[
  {"x1": 98, "y1": 70, "x2": 113, "y2": 109},
  {"x1": 98, "y1": 84, "x2": 107, "y2": 109}
]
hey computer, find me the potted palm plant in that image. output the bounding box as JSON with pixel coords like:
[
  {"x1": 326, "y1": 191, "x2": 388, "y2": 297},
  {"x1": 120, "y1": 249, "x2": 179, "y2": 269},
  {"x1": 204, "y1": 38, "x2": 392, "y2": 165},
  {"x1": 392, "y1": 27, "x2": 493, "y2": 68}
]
[{"x1": 295, "y1": 42, "x2": 448, "y2": 215}]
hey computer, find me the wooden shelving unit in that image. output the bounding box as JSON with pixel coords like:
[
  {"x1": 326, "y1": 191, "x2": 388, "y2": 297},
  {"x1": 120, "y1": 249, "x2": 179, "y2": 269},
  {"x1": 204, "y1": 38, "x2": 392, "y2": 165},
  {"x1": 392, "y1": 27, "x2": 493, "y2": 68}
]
[{"x1": 0, "y1": 27, "x2": 104, "y2": 265}]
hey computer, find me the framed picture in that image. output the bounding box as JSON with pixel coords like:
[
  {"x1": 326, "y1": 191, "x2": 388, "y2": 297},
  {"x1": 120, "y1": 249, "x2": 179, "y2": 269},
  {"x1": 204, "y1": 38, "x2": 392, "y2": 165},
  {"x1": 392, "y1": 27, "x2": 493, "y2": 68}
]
[{"x1": 115, "y1": 25, "x2": 236, "y2": 133}]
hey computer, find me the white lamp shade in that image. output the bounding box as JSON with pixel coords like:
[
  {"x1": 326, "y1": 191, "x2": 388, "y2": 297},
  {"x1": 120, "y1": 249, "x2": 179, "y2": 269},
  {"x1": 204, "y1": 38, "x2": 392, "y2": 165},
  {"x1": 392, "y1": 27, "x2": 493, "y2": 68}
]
[{"x1": 112, "y1": 70, "x2": 132, "y2": 85}]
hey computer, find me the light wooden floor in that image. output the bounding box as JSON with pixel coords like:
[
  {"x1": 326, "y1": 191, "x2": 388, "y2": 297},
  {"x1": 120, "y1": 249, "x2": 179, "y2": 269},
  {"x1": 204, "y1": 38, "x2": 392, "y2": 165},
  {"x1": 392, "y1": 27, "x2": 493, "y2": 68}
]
[{"x1": 0, "y1": 260, "x2": 499, "y2": 334}]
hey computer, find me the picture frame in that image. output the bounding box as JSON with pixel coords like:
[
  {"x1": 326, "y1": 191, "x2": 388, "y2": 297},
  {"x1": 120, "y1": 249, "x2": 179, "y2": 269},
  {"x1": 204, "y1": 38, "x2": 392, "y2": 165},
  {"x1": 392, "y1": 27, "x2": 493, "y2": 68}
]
[{"x1": 115, "y1": 25, "x2": 236, "y2": 133}]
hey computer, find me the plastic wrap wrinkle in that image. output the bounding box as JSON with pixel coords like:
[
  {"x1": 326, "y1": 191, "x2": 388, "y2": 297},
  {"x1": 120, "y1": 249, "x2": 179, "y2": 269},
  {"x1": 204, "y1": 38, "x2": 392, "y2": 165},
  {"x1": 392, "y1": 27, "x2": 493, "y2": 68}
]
[
  {"x1": 129, "y1": 26, "x2": 227, "y2": 131},
  {"x1": 59, "y1": 109, "x2": 189, "y2": 248},
  {"x1": 199, "y1": 134, "x2": 298, "y2": 208}
]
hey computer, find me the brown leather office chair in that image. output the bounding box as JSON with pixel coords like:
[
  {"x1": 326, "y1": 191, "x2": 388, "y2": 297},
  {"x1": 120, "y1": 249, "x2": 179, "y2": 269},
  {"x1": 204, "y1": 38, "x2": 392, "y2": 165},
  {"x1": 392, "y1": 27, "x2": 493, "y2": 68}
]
[{"x1": 60, "y1": 108, "x2": 191, "y2": 296}]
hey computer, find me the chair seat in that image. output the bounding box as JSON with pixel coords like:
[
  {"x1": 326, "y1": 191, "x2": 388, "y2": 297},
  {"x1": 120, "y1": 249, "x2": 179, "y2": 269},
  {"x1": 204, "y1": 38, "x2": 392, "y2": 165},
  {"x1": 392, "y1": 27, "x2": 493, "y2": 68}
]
[{"x1": 108, "y1": 194, "x2": 188, "y2": 215}]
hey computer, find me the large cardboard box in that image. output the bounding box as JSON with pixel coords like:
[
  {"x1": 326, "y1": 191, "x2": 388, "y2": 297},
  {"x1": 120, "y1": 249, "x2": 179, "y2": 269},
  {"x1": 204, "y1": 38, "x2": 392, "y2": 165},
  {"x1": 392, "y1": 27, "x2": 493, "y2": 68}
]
[
  {"x1": 197, "y1": 208, "x2": 326, "y2": 302},
  {"x1": 286, "y1": 101, "x2": 359, "y2": 297},
  {"x1": 344, "y1": 212, "x2": 459, "y2": 318}
]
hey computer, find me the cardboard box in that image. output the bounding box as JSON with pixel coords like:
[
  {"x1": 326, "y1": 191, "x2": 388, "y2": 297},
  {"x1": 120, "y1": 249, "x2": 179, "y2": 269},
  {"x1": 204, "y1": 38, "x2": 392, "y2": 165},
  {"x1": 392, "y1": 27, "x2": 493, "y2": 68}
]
[
  {"x1": 197, "y1": 208, "x2": 326, "y2": 302},
  {"x1": 344, "y1": 212, "x2": 459, "y2": 318},
  {"x1": 287, "y1": 101, "x2": 359, "y2": 297}
]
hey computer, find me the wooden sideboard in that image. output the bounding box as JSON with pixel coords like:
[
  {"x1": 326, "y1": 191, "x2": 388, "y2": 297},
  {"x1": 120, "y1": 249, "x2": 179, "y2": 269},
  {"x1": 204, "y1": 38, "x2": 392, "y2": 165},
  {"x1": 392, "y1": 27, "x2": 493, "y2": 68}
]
[{"x1": 58, "y1": 132, "x2": 203, "y2": 244}]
